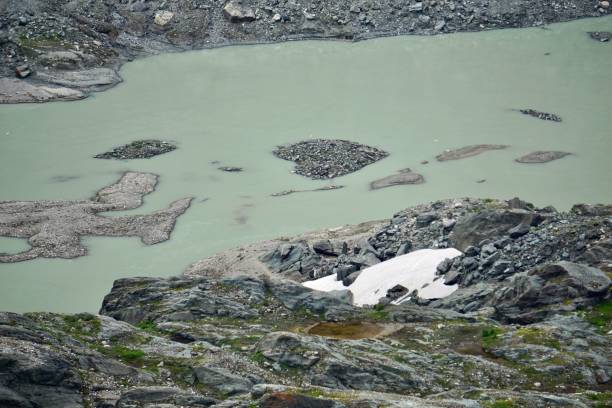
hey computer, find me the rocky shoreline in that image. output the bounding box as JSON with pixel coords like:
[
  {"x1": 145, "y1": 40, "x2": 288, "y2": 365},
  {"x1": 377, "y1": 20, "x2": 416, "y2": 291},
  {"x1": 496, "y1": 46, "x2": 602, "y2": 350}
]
[
  {"x1": 1, "y1": 197, "x2": 610, "y2": 407},
  {"x1": 0, "y1": 0, "x2": 610, "y2": 103}
]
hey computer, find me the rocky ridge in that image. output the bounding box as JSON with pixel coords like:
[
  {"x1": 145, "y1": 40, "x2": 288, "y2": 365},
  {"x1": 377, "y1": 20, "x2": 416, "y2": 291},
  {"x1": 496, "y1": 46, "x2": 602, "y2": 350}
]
[
  {"x1": 1, "y1": 197, "x2": 610, "y2": 407},
  {"x1": 0, "y1": 0, "x2": 609, "y2": 103}
]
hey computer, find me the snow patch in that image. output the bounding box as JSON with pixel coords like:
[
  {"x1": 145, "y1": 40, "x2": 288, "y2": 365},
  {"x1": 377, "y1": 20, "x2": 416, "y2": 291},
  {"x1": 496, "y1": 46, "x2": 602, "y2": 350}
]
[{"x1": 302, "y1": 248, "x2": 461, "y2": 306}]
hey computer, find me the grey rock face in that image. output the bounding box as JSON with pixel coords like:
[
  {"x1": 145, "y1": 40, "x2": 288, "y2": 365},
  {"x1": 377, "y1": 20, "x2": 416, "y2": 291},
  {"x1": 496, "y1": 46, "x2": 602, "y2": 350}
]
[
  {"x1": 0, "y1": 351, "x2": 84, "y2": 408},
  {"x1": 256, "y1": 332, "x2": 324, "y2": 368},
  {"x1": 493, "y1": 262, "x2": 611, "y2": 323},
  {"x1": 193, "y1": 366, "x2": 253, "y2": 395},
  {"x1": 449, "y1": 209, "x2": 539, "y2": 251}
]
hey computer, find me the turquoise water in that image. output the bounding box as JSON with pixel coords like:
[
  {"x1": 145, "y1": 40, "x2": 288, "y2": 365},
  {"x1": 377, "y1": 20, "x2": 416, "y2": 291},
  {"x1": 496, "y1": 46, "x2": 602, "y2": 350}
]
[{"x1": 0, "y1": 17, "x2": 611, "y2": 313}]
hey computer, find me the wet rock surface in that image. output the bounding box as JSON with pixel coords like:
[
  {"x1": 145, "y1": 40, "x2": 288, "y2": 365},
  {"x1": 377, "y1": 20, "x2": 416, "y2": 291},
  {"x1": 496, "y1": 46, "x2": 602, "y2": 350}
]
[
  {"x1": 516, "y1": 150, "x2": 572, "y2": 163},
  {"x1": 518, "y1": 109, "x2": 563, "y2": 122},
  {"x1": 369, "y1": 168, "x2": 425, "y2": 190},
  {"x1": 0, "y1": 172, "x2": 192, "y2": 262},
  {"x1": 273, "y1": 139, "x2": 389, "y2": 179},
  {"x1": 0, "y1": 77, "x2": 84, "y2": 103},
  {"x1": 94, "y1": 140, "x2": 177, "y2": 159},
  {"x1": 435, "y1": 144, "x2": 508, "y2": 161},
  {"x1": 0, "y1": 0, "x2": 607, "y2": 103}
]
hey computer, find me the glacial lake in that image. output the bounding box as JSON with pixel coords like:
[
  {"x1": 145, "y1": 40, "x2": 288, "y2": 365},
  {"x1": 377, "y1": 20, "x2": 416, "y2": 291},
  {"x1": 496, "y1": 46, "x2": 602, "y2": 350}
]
[{"x1": 1, "y1": 17, "x2": 611, "y2": 313}]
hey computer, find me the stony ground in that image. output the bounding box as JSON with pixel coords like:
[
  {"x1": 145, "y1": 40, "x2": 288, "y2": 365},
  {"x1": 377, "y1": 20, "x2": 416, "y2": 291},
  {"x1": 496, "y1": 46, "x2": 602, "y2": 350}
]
[
  {"x1": 0, "y1": 172, "x2": 192, "y2": 262},
  {"x1": 1, "y1": 197, "x2": 610, "y2": 407},
  {"x1": 0, "y1": 0, "x2": 609, "y2": 103}
]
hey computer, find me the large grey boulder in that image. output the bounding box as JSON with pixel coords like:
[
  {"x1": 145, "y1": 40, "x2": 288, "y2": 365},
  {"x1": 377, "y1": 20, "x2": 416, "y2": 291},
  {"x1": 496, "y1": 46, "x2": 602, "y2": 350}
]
[
  {"x1": 493, "y1": 262, "x2": 611, "y2": 323},
  {"x1": 193, "y1": 366, "x2": 253, "y2": 395},
  {"x1": 449, "y1": 209, "x2": 540, "y2": 251},
  {"x1": 0, "y1": 352, "x2": 83, "y2": 408},
  {"x1": 223, "y1": 1, "x2": 256, "y2": 22},
  {"x1": 256, "y1": 332, "x2": 325, "y2": 368},
  {"x1": 268, "y1": 279, "x2": 355, "y2": 318}
]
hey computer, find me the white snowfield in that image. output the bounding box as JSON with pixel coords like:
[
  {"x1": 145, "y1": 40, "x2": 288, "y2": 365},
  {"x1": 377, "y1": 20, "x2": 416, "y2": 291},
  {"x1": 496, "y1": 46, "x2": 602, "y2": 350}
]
[{"x1": 302, "y1": 248, "x2": 462, "y2": 306}]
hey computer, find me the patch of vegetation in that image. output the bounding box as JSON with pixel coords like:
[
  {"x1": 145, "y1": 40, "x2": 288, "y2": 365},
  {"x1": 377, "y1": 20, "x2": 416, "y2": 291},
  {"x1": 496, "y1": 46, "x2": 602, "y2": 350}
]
[
  {"x1": 515, "y1": 327, "x2": 561, "y2": 350},
  {"x1": 366, "y1": 305, "x2": 389, "y2": 321},
  {"x1": 251, "y1": 351, "x2": 267, "y2": 364},
  {"x1": 136, "y1": 320, "x2": 160, "y2": 334},
  {"x1": 587, "y1": 391, "x2": 612, "y2": 408},
  {"x1": 62, "y1": 313, "x2": 101, "y2": 337},
  {"x1": 481, "y1": 326, "x2": 504, "y2": 350},
  {"x1": 218, "y1": 335, "x2": 261, "y2": 350},
  {"x1": 17, "y1": 34, "x2": 65, "y2": 50},
  {"x1": 485, "y1": 400, "x2": 516, "y2": 408},
  {"x1": 111, "y1": 345, "x2": 146, "y2": 366},
  {"x1": 584, "y1": 300, "x2": 612, "y2": 333}
]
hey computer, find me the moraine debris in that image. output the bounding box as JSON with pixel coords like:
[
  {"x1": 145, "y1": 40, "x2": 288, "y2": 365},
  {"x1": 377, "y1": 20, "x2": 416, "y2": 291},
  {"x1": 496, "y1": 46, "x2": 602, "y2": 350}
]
[
  {"x1": 95, "y1": 140, "x2": 177, "y2": 159},
  {"x1": 518, "y1": 109, "x2": 562, "y2": 122},
  {"x1": 273, "y1": 139, "x2": 389, "y2": 180},
  {"x1": 0, "y1": 172, "x2": 193, "y2": 263},
  {"x1": 588, "y1": 31, "x2": 611, "y2": 42}
]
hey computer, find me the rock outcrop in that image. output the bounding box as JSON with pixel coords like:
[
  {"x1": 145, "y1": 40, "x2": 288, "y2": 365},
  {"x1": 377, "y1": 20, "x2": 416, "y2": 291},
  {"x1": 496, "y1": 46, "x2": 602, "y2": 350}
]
[{"x1": 1, "y1": 198, "x2": 610, "y2": 407}]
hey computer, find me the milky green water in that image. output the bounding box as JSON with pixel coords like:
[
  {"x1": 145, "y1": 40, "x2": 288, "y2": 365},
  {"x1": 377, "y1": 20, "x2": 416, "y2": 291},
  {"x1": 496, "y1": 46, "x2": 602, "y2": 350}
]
[{"x1": 1, "y1": 17, "x2": 611, "y2": 313}]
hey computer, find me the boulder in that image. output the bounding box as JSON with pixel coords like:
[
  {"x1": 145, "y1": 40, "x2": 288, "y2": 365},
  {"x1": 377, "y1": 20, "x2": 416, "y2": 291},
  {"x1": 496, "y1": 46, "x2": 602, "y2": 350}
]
[
  {"x1": 154, "y1": 10, "x2": 174, "y2": 26},
  {"x1": 493, "y1": 262, "x2": 611, "y2": 323},
  {"x1": 193, "y1": 366, "x2": 253, "y2": 395},
  {"x1": 256, "y1": 332, "x2": 323, "y2": 368},
  {"x1": 449, "y1": 209, "x2": 539, "y2": 251},
  {"x1": 223, "y1": 1, "x2": 256, "y2": 22},
  {"x1": 312, "y1": 239, "x2": 336, "y2": 256},
  {"x1": 15, "y1": 64, "x2": 31, "y2": 78}
]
